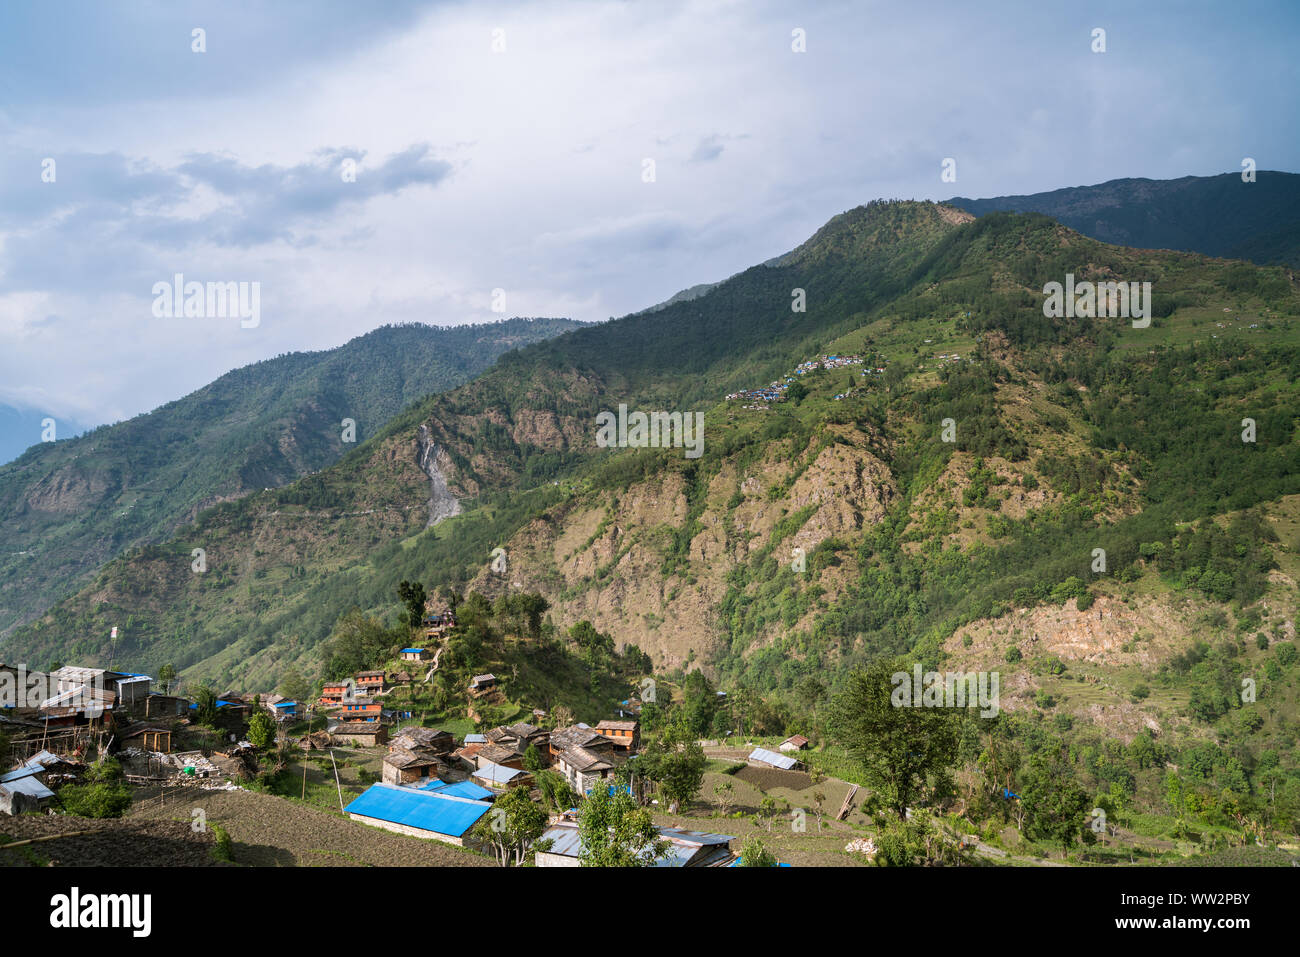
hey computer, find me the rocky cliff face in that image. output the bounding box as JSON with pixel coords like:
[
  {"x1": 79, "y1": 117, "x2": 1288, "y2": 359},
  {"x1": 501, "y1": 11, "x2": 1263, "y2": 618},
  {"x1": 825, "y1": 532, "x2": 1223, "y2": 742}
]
[
  {"x1": 417, "y1": 425, "x2": 461, "y2": 527},
  {"x1": 467, "y1": 425, "x2": 894, "y2": 671}
]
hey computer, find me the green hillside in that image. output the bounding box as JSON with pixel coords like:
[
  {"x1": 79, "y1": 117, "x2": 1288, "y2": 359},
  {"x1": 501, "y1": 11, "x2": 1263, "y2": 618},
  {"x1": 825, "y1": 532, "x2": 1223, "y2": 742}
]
[
  {"x1": 10, "y1": 198, "x2": 1300, "y2": 852},
  {"x1": 949, "y1": 170, "x2": 1300, "y2": 267},
  {"x1": 0, "y1": 318, "x2": 583, "y2": 635}
]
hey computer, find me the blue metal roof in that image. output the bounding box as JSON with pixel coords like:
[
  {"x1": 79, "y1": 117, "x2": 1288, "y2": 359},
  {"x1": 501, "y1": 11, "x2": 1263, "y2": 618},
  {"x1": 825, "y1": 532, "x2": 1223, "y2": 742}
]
[
  {"x1": 401, "y1": 648, "x2": 425, "y2": 654},
  {"x1": 419, "y1": 778, "x2": 494, "y2": 801},
  {"x1": 0, "y1": 774, "x2": 54, "y2": 800},
  {"x1": 344, "y1": 783, "x2": 490, "y2": 838}
]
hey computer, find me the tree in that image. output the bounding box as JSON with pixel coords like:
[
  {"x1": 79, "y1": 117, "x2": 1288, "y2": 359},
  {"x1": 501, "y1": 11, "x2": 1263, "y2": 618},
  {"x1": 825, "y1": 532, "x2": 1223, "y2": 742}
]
[
  {"x1": 193, "y1": 683, "x2": 220, "y2": 727},
  {"x1": 397, "y1": 580, "x2": 427, "y2": 630},
  {"x1": 276, "y1": 667, "x2": 312, "y2": 706},
  {"x1": 534, "y1": 768, "x2": 579, "y2": 814},
  {"x1": 640, "y1": 719, "x2": 707, "y2": 813},
  {"x1": 577, "y1": 785, "x2": 670, "y2": 867},
  {"x1": 157, "y1": 663, "x2": 177, "y2": 695},
  {"x1": 826, "y1": 659, "x2": 961, "y2": 819},
  {"x1": 522, "y1": 742, "x2": 545, "y2": 774},
  {"x1": 736, "y1": 835, "x2": 778, "y2": 867},
  {"x1": 1020, "y1": 748, "x2": 1090, "y2": 854},
  {"x1": 247, "y1": 709, "x2": 277, "y2": 750},
  {"x1": 714, "y1": 780, "x2": 735, "y2": 816},
  {"x1": 470, "y1": 786, "x2": 550, "y2": 866}
]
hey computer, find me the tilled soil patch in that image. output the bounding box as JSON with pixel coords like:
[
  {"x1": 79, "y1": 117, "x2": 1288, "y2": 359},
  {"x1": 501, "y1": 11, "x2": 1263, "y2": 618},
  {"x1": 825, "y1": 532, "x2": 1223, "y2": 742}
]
[
  {"x1": 733, "y1": 765, "x2": 813, "y2": 791},
  {"x1": 0, "y1": 813, "x2": 221, "y2": 867},
  {"x1": 129, "y1": 787, "x2": 493, "y2": 867}
]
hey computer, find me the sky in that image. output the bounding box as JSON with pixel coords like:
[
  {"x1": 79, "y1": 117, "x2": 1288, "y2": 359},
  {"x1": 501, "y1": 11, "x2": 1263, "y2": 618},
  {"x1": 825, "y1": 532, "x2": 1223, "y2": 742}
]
[{"x1": 0, "y1": 0, "x2": 1297, "y2": 462}]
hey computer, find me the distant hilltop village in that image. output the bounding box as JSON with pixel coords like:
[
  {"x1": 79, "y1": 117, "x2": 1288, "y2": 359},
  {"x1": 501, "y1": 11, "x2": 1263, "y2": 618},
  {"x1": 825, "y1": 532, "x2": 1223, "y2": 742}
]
[{"x1": 726, "y1": 354, "x2": 878, "y2": 409}]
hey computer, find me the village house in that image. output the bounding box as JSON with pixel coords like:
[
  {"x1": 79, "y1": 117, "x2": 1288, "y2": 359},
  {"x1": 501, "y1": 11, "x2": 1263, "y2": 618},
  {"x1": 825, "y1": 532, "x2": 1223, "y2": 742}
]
[
  {"x1": 452, "y1": 741, "x2": 485, "y2": 769},
  {"x1": 336, "y1": 700, "x2": 382, "y2": 723},
  {"x1": 468, "y1": 673, "x2": 497, "y2": 696},
  {"x1": 548, "y1": 724, "x2": 614, "y2": 761},
  {"x1": 344, "y1": 782, "x2": 490, "y2": 847},
  {"x1": 144, "y1": 693, "x2": 190, "y2": 719},
  {"x1": 474, "y1": 743, "x2": 525, "y2": 770},
  {"x1": 554, "y1": 745, "x2": 623, "y2": 794},
  {"x1": 0, "y1": 663, "x2": 56, "y2": 710},
  {"x1": 319, "y1": 682, "x2": 349, "y2": 706},
  {"x1": 382, "y1": 747, "x2": 447, "y2": 785},
  {"x1": 355, "y1": 670, "x2": 386, "y2": 695},
  {"x1": 331, "y1": 722, "x2": 388, "y2": 747},
  {"x1": 470, "y1": 761, "x2": 533, "y2": 792},
  {"x1": 422, "y1": 609, "x2": 457, "y2": 638},
  {"x1": 50, "y1": 667, "x2": 151, "y2": 712},
  {"x1": 594, "y1": 719, "x2": 639, "y2": 752},
  {"x1": 389, "y1": 727, "x2": 455, "y2": 755},
  {"x1": 400, "y1": 647, "x2": 432, "y2": 663},
  {"x1": 779, "y1": 734, "x2": 810, "y2": 752},
  {"x1": 482, "y1": 722, "x2": 550, "y2": 764},
  {"x1": 534, "y1": 822, "x2": 736, "y2": 867}
]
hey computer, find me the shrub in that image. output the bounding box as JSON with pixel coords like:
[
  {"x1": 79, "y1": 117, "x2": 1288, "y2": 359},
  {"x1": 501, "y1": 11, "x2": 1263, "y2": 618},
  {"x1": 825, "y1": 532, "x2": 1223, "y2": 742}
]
[
  {"x1": 59, "y1": 781, "x2": 132, "y2": 818},
  {"x1": 211, "y1": 824, "x2": 235, "y2": 863}
]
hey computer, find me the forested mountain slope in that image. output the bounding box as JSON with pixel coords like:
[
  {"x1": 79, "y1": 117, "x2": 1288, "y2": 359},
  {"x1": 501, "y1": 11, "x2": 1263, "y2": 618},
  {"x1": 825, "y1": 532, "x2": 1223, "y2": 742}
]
[{"x1": 0, "y1": 318, "x2": 583, "y2": 634}]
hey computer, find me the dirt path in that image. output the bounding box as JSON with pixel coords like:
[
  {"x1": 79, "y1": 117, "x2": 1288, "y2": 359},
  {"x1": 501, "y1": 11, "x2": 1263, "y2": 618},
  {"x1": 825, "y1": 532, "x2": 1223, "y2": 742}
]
[{"x1": 425, "y1": 643, "x2": 444, "y2": 683}]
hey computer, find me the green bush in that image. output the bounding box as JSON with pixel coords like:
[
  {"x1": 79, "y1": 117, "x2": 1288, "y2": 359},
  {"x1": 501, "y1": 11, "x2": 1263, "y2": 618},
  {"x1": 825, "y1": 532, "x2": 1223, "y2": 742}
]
[
  {"x1": 211, "y1": 823, "x2": 235, "y2": 863},
  {"x1": 59, "y1": 781, "x2": 132, "y2": 819}
]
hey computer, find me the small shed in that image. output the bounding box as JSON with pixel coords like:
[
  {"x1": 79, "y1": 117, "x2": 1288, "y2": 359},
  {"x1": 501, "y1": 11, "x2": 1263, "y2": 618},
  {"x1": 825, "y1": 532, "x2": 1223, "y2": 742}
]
[
  {"x1": 748, "y1": 747, "x2": 801, "y2": 771},
  {"x1": 778, "y1": 735, "x2": 810, "y2": 752},
  {"x1": 122, "y1": 725, "x2": 173, "y2": 753}
]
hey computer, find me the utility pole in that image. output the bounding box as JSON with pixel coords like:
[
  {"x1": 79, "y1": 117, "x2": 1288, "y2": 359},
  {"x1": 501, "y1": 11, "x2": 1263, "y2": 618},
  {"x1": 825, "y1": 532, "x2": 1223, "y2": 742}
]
[{"x1": 329, "y1": 749, "x2": 344, "y2": 812}]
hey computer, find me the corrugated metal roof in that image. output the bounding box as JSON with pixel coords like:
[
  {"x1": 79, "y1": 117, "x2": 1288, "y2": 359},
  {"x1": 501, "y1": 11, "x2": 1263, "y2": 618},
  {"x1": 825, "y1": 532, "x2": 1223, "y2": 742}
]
[
  {"x1": 748, "y1": 747, "x2": 799, "y2": 770},
  {"x1": 0, "y1": 774, "x2": 54, "y2": 800},
  {"x1": 419, "y1": 779, "x2": 494, "y2": 801},
  {"x1": 0, "y1": 765, "x2": 42, "y2": 784},
  {"x1": 537, "y1": 823, "x2": 735, "y2": 866},
  {"x1": 472, "y1": 762, "x2": 526, "y2": 784},
  {"x1": 463, "y1": 733, "x2": 487, "y2": 744},
  {"x1": 537, "y1": 824, "x2": 584, "y2": 858},
  {"x1": 657, "y1": 827, "x2": 735, "y2": 846},
  {"x1": 344, "y1": 783, "x2": 489, "y2": 837}
]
